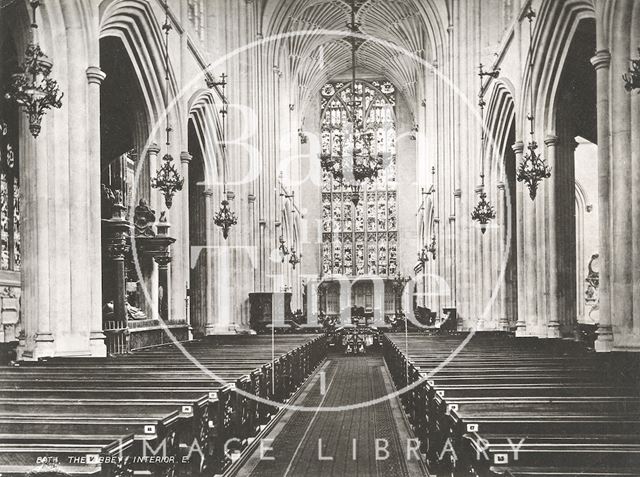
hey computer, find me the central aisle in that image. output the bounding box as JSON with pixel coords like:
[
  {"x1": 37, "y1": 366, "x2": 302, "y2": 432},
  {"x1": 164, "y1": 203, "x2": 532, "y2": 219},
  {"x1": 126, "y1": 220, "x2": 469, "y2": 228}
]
[{"x1": 235, "y1": 353, "x2": 427, "y2": 477}]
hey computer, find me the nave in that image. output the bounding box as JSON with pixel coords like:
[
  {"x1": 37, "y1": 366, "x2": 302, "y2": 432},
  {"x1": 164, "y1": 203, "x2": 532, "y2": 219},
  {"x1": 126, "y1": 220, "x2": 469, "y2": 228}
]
[
  {"x1": 0, "y1": 0, "x2": 640, "y2": 475},
  {"x1": 2, "y1": 330, "x2": 639, "y2": 476},
  {"x1": 231, "y1": 354, "x2": 426, "y2": 477}
]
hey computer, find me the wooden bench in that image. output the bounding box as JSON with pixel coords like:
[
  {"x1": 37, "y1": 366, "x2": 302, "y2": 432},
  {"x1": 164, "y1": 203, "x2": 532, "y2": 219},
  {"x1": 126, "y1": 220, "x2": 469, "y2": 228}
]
[
  {"x1": 383, "y1": 333, "x2": 640, "y2": 476},
  {"x1": 0, "y1": 334, "x2": 327, "y2": 476}
]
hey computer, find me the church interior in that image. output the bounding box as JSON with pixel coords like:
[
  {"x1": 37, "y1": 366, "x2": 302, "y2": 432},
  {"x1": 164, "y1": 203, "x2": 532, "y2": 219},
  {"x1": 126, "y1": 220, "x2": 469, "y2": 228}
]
[{"x1": 0, "y1": 0, "x2": 639, "y2": 475}]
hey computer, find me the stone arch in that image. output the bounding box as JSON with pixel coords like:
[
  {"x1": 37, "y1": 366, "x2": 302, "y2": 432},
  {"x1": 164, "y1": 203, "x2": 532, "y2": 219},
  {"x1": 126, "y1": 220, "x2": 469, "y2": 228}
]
[
  {"x1": 522, "y1": 0, "x2": 596, "y2": 131},
  {"x1": 484, "y1": 80, "x2": 517, "y2": 330},
  {"x1": 99, "y1": 0, "x2": 182, "y2": 145},
  {"x1": 188, "y1": 89, "x2": 225, "y2": 189}
]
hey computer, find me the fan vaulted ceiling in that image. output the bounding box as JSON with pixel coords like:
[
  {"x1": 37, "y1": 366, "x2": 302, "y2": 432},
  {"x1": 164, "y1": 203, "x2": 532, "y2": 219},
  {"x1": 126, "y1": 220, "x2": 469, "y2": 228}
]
[{"x1": 265, "y1": 0, "x2": 436, "y2": 113}]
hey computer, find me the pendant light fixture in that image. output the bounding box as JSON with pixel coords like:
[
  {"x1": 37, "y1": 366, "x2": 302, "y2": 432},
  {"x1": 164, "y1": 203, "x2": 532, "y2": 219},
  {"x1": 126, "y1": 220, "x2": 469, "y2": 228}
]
[
  {"x1": 5, "y1": 0, "x2": 63, "y2": 138},
  {"x1": 516, "y1": 5, "x2": 551, "y2": 200},
  {"x1": 151, "y1": 0, "x2": 184, "y2": 209},
  {"x1": 471, "y1": 64, "x2": 497, "y2": 234},
  {"x1": 213, "y1": 199, "x2": 237, "y2": 240},
  {"x1": 321, "y1": 0, "x2": 382, "y2": 192},
  {"x1": 289, "y1": 249, "x2": 300, "y2": 269},
  {"x1": 213, "y1": 98, "x2": 237, "y2": 239},
  {"x1": 346, "y1": 0, "x2": 382, "y2": 186}
]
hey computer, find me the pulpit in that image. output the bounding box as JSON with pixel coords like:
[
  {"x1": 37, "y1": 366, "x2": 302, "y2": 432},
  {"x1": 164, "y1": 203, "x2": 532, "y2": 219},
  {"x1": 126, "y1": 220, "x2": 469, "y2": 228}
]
[{"x1": 101, "y1": 192, "x2": 188, "y2": 354}]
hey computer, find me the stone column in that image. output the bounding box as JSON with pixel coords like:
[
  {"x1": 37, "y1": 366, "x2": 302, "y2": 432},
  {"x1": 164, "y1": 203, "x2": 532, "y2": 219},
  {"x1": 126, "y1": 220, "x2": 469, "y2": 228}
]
[
  {"x1": 512, "y1": 142, "x2": 527, "y2": 336},
  {"x1": 339, "y1": 280, "x2": 351, "y2": 326},
  {"x1": 558, "y1": 137, "x2": 579, "y2": 337},
  {"x1": 180, "y1": 152, "x2": 192, "y2": 333},
  {"x1": 87, "y1": 66, "x2": 108, "y2": 356},
  {"x1": 544, "y1": 134, "x2": 561, "y2": 337},
  {"x1": 372, "y1": 277, "x2": 385, "y2": 325},
  {"x1": 497, "y1": 182, "x2": 509, "y2": 330},
  {"x1": 155, "y1": 255, "x2": 172, "y2": 321},
  {"x1": 305, "y1": 278, "x2": 319, "y2": 322},
  {"x1": 147, "y1": 144, "x2": 161, "y2": 212},
  {"x1": 146, "y1": 144, "x2": 161, "y2": 321},
  {"x1": 108, "y1": 234, "x2": 129, "y2": 324},
  {"x1": 591, "y1": 50, "x2": 613, "y2": 351}
]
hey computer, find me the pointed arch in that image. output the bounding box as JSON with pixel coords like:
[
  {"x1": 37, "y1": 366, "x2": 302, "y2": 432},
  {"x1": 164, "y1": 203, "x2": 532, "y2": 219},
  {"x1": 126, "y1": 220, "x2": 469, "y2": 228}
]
[
  {"x1": 99, "y1": 0, "x2": 182, "y2": 142},
  {"x1": 188, "y1": 89, "x2": 225, "y2": 190},
  {"x1": 520, "y1": 0, "x2": 595, "y2": 132}
]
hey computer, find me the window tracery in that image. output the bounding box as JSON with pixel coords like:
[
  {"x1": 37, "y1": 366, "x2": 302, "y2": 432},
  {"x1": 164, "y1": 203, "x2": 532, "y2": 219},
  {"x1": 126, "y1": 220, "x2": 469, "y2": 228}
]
[{"x1": 320, "y1": 79, "x2": 397, "y2": 277}]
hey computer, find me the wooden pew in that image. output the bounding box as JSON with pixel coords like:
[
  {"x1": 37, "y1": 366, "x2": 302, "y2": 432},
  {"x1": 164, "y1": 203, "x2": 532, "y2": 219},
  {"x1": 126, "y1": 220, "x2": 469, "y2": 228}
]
[
  {"x1": 0, "y1": 334, "x2": 327, "y2": 476},
  {"x1": 382, "y1": 333, "x2": 640, "y2": 477}
]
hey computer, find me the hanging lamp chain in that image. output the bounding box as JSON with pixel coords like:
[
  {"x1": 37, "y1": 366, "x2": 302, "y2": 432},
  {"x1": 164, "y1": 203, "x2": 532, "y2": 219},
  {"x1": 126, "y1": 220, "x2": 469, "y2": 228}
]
[
  {"x1": 29, "y1": 0, "x2": 40, "y2": 32},
  {"x1": 516, "y1": 5, "x2": 551, "y2": 201},
  {"x1": 163, "y1": 0, "x2": 172, "y2": 145},
  {"x1": 150, "y1": 0, "x2": 184, "y2": 209},
  {"x1": 526, "y1": 5, "x2": 536, "y2": 140},
  {"x1": 471, "y1": 64, "x2": 496, "y2": 233}
]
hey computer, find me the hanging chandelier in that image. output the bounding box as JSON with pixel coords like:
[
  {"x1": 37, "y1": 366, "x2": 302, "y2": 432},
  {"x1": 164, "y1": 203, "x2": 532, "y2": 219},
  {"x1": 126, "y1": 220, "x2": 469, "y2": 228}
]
[
  {"x1": 345, "y1": 0, "x2": 382, "y2": 186},
  {"x1": 151, "y1": 145, "x2": 184, "y2": 209},
  {"x1": 623, "y1": 48, "x2": 640, "y2": 92},
  {"x1": 5, "y1": 1, "x2": 63, "y2": 138},
  {"x1": 289, "y1": 249, "x2": 300, "y2": 269},
  {"x1": 322, "y1": 0, "x2": 382, "y2": 187},
  {"x1": 471, "y1": 190, "x2": 496, "y2": 235},
  {"x1": 471, "y1": 64, "x2": 497, "y2": 234},
  {"x1": 214, "y1": 200, "x2": 237, "y2": 240},
  {"x1": 151, "y1": 0, "x2": 183, "y2": 209},
  {"x1": 352, "y1": 131, "x2": 383, "y2": 183},
  {"x1": 516, "y1": 6, "x2": 550, "y2": 201},
  {"x1": 320, "y1": 133, "x2": 344, "y2": 182},
  {"x1": 517, "y1": 138, "x2": 550, "y2": 200}
]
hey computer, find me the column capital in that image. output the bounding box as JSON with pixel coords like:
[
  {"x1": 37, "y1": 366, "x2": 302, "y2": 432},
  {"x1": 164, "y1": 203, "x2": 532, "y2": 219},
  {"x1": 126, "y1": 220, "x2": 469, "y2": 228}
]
[
  {"x1": 512, "y1": 141, "x2": 524, "y2": 153},
  {"x1": 180, "y1": 151, "x2": 192, "y2": 164},
  {"x1": 544, "y1": 134, "x2": 559, "y2": 146},
  {"x1": 497, "y1": 181, "x2": 505, "y2": 191},
  {"x1": 154, "y1": 254, "x2": 172, "y2": 268},
  {"x1": 453, "y1": 188, "x2": 462, "y2": 198},
  {"x1": 148, "y1": 143, "x2": 161, "y2": 155},
  {"x1": 590, "y1": 49, "x2": 611, "y2": 71},
  {"x1": 86, "y1": 66, "x2": 106, "y2": 85},
  {"x1": 202, "y1": 189, "x2": 214, "y2": 198}
]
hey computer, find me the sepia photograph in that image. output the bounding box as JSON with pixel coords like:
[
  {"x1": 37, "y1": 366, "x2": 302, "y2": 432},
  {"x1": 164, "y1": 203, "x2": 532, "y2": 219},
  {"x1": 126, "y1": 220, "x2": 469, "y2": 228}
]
[{"x1": 0, "y1": 0, "x2": 638, "y2": 475}]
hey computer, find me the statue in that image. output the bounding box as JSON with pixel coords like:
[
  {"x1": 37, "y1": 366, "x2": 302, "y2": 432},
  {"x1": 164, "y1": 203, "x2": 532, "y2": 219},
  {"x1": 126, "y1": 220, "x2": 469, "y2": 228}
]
[{"x1": 133, "y1": 199, "x2": 156, "y2": 237}]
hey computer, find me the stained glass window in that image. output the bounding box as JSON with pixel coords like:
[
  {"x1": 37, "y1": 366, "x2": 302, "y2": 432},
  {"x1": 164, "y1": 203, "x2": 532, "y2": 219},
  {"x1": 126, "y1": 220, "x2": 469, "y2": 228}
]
[
  {"x1": 320, "y1": 80, "x2": 398, "y2": 277},
  {"x1": 0, "y1": 116, "x2": 20, "y2": 271}
]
